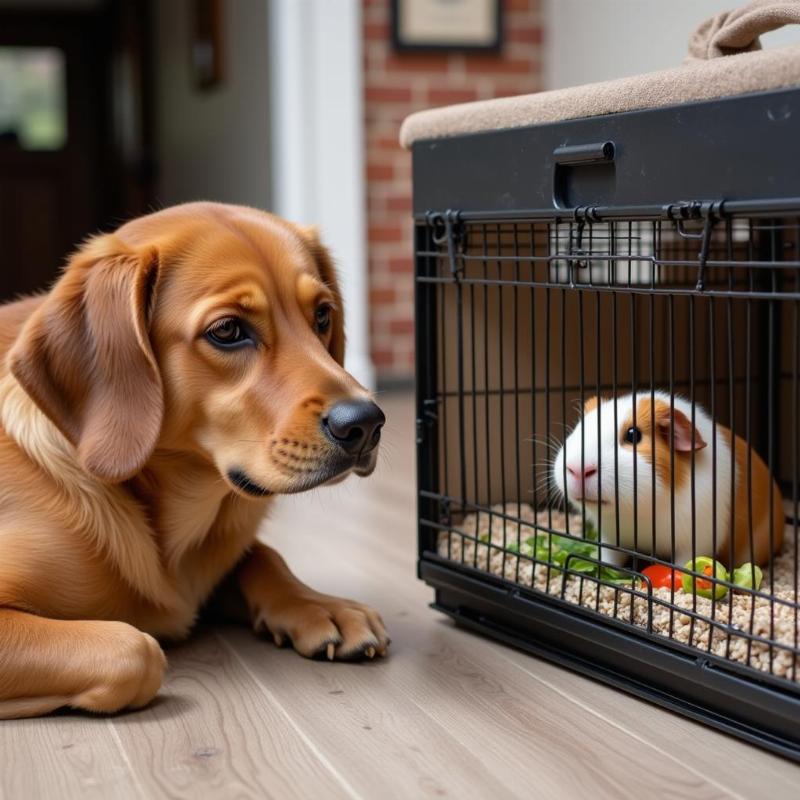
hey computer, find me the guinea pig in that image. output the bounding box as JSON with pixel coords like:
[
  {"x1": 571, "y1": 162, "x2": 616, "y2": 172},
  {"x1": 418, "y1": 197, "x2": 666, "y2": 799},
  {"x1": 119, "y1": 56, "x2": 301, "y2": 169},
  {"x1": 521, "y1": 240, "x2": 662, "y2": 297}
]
[{"x1": 552, "y1": 391, "x2": 784, "y2": 569}]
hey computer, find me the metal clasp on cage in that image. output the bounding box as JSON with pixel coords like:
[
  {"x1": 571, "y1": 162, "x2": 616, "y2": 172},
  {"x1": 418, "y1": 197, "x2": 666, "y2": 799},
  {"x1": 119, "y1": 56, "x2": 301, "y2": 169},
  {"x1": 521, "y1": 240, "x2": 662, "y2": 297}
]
[
  {"x1": 566, "y1": 206, "x2": 600, "y2": 283},
  {"x1": 664, "y1": 200, "x2": 725, "y2": 291},
  {"x1": 427, "y1": 209, "x2": 467, "y2": 281},
  {"x1": 438, "y1": 496, "x2": 452, "y2": 527},
  {"x1": 416, "y1": 398, "x2": 438, "y2": 445}
]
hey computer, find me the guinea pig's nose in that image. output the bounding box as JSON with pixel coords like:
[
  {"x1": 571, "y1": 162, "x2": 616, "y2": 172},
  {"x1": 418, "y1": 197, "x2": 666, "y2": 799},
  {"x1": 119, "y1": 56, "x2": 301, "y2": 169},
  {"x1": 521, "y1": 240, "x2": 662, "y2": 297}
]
[
  {"x1": 322, "y1": 399, "x2": 385, "y2": 455},
  {"x1": 567, "y1": 463, "x2": 597, "y2": 481}
]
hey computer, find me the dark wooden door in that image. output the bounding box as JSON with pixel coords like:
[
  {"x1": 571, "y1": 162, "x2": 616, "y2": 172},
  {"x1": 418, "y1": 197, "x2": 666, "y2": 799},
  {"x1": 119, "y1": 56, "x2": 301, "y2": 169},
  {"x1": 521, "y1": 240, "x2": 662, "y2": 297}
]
[{"x1": 0, "y1": 3, "x2": 153, "y2": 303}]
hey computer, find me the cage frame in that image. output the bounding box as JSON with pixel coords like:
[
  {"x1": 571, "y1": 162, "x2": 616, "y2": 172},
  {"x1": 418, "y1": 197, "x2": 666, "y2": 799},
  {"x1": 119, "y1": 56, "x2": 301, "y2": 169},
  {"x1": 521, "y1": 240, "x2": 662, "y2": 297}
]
[{"x1": 413, "y1": 86, "x2": 800, "y2": 761}]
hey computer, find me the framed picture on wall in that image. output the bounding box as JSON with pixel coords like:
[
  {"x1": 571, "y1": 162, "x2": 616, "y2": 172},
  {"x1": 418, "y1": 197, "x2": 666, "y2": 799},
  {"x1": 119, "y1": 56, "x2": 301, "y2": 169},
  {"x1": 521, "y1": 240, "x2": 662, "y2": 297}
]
[{"x1": 391, "y1": 0, "x2": 503, "y2": 53}]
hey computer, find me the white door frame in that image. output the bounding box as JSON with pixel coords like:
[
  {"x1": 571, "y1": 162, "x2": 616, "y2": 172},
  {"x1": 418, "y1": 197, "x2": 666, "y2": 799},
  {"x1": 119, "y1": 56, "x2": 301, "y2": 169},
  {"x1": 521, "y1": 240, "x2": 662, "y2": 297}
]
[{"x1": 268, "y1": 0, "x2": 374, "y2": 390}]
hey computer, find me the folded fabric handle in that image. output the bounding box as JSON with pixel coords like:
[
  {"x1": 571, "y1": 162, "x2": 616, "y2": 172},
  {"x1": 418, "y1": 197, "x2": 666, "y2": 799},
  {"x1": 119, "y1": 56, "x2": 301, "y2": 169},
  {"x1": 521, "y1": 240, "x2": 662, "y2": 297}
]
[{"x1": 688, "y1": 0, "x2": 800, "y2": 60}]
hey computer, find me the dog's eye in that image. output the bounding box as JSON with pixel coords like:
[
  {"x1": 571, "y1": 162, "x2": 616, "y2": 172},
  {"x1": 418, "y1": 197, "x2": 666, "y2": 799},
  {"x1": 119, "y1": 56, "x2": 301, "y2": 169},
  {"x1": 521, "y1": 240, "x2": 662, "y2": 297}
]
[
  {"x1": 205, "y1": 318, "x2": 252, "y2": 349},
  {"x1": 315, "y1": 304, "x2": 332, "y2": 334},
  {"x1": 623, "y1": 426, "x2": 643, "y2": 445}
]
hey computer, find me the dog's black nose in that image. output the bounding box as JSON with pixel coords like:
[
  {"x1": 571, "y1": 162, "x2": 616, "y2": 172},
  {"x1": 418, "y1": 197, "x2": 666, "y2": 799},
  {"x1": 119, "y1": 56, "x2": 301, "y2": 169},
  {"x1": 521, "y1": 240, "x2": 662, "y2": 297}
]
[{"x1": 322, "y1": 399, "x2": 385, "y2": 455}]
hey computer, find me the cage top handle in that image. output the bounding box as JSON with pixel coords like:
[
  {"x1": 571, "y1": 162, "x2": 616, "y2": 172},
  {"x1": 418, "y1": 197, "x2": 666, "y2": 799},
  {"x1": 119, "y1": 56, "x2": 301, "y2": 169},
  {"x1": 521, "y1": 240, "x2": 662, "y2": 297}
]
[{"x1": 688, "y1": 0, "x2": 800, "y2": 61}]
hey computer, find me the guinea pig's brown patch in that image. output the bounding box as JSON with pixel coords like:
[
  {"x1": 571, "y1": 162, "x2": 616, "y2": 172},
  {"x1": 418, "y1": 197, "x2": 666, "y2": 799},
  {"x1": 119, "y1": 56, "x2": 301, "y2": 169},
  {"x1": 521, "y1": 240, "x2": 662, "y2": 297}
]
[
  {"x1": 620, "y1": 398, "x2": 693, "y2": 490},
  {"x1": 651, "y1": 399, "x2": 689, "y2": 490},
  {"x1": 646, "y1": 398, "x2": 709, "y2": 491},
  {"x1": 584, "y1": 396, "x2": 599, "y2": 414},
  {"x1": 620, "y1": 399, "x2": 665, "y2": 489},
  {"x1": 729, "y1": 431, "x2": 785, "y2": 566}
]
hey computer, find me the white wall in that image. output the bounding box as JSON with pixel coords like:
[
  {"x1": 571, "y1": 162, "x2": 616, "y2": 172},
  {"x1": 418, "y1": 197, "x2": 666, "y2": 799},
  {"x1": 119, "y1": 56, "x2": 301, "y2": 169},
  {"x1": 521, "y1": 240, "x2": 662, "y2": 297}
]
[
  {"x1": 545, "y1": 0, "x2": 800, "y2": 90},
  {"x1": 153, "y1": 0, "x2": 271, "y2": 209},
  {"x1": 268, "y1": 0, "x2": 373, "y2": 389}
]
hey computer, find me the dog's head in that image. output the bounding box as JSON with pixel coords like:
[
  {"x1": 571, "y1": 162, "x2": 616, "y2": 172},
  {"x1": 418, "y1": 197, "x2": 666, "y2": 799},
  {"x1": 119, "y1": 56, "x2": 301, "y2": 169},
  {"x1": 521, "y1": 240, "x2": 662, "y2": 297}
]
[{"x1": 8, "y1": 202, "x2": 384, "y2": 496}]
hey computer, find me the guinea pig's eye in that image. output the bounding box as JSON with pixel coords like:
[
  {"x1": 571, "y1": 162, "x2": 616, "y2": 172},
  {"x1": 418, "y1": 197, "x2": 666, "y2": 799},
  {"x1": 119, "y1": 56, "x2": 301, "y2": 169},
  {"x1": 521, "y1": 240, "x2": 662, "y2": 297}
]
[
  {"x1": 624, "y1": 426, "x2": 643, "y2": 445},
  {"x1": 205, "y1": 317, "x2": 253, "y2": 350},
  {"x1": 315, "y1": 303, "x2": 332, "y2": 334}
]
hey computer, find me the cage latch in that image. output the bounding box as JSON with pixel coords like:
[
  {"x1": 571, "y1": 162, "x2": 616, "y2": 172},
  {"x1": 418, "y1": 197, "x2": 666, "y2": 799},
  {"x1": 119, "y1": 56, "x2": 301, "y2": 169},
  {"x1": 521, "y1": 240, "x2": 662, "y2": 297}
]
[
  {"x1": 567, "y1": 206, "x2": 601, "y2": 278},
  {"x1": 438, "y1": 497, "x2": 452, "y2": 526},
  {"x1": 416, "y1": 398, "x2": 438, "y2": 445},
  {"x1": 428, "y1": 209, "x2": 466, "y2": 281},
  {"x1": 665, "y1": 200, "x2": 725, "y2": 291},
  {"x1": 696, "y1": 216, "x2": 714, "y2": 292}
]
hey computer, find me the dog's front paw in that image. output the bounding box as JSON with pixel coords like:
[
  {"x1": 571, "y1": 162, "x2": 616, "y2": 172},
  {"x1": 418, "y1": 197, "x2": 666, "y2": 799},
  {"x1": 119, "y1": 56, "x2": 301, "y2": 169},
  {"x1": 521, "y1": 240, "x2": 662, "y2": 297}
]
[
  {"x1": 70, "y1": 622, "x2": 166, "y2": 713},
  {"x1": 253, "y1": 592, "x2": 390, "y2": 661}
]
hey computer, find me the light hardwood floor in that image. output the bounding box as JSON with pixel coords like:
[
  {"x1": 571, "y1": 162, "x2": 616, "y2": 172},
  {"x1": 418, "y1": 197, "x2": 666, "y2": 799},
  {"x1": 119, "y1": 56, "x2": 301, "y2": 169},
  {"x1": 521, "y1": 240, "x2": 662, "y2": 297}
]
[{"x1": 1, "y1": 392, "x2": 798, "y2": 799}]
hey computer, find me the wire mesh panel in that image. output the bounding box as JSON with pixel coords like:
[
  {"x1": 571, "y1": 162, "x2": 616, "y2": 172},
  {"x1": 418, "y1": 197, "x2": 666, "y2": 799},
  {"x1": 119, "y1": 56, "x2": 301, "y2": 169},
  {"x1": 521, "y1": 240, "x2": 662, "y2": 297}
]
[{"x1": 416, "y1": 208, "x2": 800, "y2": 691}]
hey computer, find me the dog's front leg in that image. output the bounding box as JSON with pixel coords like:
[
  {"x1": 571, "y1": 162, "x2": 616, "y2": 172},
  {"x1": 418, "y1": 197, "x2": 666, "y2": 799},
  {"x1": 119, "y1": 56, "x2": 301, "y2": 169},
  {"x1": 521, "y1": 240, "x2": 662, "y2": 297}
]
[
  {"x1": 0, "y1": 608, "x2": 166, "y2": 719},
  {"x1": 236, "y1": 542, "x2": 389, "y2": 660}
]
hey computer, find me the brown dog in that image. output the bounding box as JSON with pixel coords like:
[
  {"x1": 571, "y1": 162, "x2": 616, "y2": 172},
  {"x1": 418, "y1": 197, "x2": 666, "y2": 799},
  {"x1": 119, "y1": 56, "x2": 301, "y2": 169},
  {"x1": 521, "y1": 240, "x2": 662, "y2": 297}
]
[{"x1": 0, "y1": 202, "x2": 389, "y2": 719}]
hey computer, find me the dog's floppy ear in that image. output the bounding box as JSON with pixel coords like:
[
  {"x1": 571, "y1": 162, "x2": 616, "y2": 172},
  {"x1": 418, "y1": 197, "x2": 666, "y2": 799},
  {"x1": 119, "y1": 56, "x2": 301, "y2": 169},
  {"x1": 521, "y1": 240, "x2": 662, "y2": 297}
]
[
  {"x1": 9, "y1": 235, "x2": 163, "y2": 483},
  {"x1": 296, "y1": 225, "x2": 345, "y2": 366}
]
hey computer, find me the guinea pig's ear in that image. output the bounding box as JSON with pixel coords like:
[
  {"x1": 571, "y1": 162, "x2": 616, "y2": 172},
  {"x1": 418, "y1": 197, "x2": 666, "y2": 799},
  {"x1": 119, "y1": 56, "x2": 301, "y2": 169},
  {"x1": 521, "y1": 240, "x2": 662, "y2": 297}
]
[
  {"x1": 655, "y1": 402, "x2": 707, "y2": 452},
  {"x1": 296, "y1": 224, "x2": 345, "y2": 366},
  {"x1": 9, "y1": 235, "x2": 163, "y2": 483}
]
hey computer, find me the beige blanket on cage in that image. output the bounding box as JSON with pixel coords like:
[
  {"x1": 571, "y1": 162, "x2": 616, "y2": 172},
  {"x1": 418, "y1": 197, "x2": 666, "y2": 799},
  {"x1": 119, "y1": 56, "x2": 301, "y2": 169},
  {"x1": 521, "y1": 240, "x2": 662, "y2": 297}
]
[{"x1": 399, "y1": 0, "x2": 800, "y2": 148}]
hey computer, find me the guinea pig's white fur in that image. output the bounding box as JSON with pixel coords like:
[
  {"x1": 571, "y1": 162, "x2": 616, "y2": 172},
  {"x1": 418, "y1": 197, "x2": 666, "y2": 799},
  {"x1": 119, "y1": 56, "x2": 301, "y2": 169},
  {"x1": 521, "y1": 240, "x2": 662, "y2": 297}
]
[{"x1": 552, "y1": 392, "x2": 732, "y2": 567}]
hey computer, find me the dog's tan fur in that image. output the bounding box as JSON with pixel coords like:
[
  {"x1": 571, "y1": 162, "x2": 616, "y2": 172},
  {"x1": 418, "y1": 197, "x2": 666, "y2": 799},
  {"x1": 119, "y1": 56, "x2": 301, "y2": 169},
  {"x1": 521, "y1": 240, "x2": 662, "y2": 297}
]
[{"x1": 0, "y1": 202, "x2": 388, "y2": 719}]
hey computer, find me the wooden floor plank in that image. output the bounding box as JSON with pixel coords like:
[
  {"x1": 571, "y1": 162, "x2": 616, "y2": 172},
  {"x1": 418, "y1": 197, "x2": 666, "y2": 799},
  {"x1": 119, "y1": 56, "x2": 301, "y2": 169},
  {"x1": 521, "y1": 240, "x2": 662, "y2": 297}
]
[
  {"x1": 220, "y1": 625, "x2": 516, "y2": 800},
  {"x1": 257, "y1": 516, "x2": 731, "y2": 799},
  {"x1": 0, "y1": 715, "x2": 140, "y2": 800},
  {"x1": 108, "y1": 631, "x2": 349, "y2": 800},
  {"x1": 497, "y1": 645, "x2": 800, "y2": 798},
  {"x1": 377, "y1": 615, "x2": 734, "y2": 798}
]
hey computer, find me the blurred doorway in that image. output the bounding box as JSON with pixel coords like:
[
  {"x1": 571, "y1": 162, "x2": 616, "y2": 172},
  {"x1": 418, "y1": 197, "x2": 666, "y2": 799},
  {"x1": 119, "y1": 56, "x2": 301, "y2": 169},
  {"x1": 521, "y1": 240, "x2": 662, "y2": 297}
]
[{"x1": 0, "y1": 0, "x2": 153, "y2": 303}]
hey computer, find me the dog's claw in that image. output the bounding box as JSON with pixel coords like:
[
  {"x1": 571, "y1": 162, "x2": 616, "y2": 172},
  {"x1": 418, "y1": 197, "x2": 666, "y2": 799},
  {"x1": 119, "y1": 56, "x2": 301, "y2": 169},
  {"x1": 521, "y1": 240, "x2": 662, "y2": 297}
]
[
  {"x1": 326, "y1": 642, "x2": 335, "y2": 661},
  {"x1": 365, "y1": 646, "x2": 376, "y2": 659},
  {"x1": 273, "y1": 632, "x2": 284, "y2": 647}
]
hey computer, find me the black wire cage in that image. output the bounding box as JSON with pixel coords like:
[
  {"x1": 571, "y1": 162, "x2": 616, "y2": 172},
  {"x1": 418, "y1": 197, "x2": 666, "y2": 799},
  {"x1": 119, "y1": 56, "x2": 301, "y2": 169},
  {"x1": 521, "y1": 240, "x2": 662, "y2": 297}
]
[{"x1": 412, "y1": 88, "x2": 800, "y2": 759}]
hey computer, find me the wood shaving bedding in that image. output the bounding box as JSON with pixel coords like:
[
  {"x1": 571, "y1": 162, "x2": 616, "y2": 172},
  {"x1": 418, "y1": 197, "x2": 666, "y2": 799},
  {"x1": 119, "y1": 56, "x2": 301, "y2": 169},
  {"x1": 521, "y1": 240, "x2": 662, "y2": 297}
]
[{"x1": 437, "y1": 503, "x2": 800, "y2": 682}]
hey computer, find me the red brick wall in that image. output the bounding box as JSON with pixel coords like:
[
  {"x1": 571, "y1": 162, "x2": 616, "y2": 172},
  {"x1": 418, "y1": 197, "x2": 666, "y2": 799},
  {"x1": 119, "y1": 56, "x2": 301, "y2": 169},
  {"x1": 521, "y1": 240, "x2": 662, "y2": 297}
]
[{"x1": 363, "y1": 0, "x2": 543, "y2": 383}]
